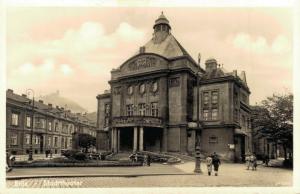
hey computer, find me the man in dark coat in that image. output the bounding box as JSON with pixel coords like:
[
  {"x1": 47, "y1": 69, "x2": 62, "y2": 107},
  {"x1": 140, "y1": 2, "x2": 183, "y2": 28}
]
[{"x1": 212, "y1": 152, "x2": 221, "y2": 176}]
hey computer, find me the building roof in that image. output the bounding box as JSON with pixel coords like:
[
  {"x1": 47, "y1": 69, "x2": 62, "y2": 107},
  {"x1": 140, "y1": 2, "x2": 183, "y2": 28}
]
[
  {"x1": 6, "y1": 89, "x2": 96, "y2": 127},
  {"x1": 142, "y1": 34, "x2": 192, "y2": 59},
  {"x1": 154, "y1": 12, "x2": 170, "y2": 28}
]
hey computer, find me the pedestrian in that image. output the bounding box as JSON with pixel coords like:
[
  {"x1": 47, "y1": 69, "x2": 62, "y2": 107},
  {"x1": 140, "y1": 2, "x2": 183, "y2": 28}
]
[
  {"x1": 264, "y1": 154, "x2": 269, "y2": 166},
  {"x1": 250, "y1": 153, "x2": 257, "y2": 171},
  {"x1": 245, "y1": 153, "x2": 251, "y2": 170},
  {"x1": 147, "y1": 154, "x2": 151, "y2": 166},
  {"x1": 212, "y1": 152, "x2": 221, "y2": 176},
  {"x1": 143, "y1": 155, "x2": 147, "y2": 166},
  {"x1": 206, "y1": 155, "x2": 213, "y2": 176}
]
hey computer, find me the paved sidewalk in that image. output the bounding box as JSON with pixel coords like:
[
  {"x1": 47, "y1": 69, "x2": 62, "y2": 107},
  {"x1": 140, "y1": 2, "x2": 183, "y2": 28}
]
[{"x1": 7, "y1": 163, "x2": 188, "y2": 179}]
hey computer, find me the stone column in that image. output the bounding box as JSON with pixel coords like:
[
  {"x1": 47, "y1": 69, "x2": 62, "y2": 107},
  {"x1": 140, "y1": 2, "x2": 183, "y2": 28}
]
[
  {"x1": 162, "y1": 127, "x2": 168, "y2": 152},
  {"x1": 117, "y1": 129, "x2": 120, "y2": 152},
  {"x1": 139, "y1": 127, "x2": 144, "y2": 151},
  {"x1": 111, "y1": 128, "x2": 115, "y2": 152},
  {"x1": 133, "y1": 127, "x2": 138, "y2": 152},
  {"x1": 114, "y1": 128, "x2": 118, "y2": 153}
]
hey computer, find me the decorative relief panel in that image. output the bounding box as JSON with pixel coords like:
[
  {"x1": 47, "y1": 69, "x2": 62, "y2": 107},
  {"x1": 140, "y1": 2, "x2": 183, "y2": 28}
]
[
  {"x1": 113, "y1": 87, "x2": 121, "y2": 95},
  {"x1": 128, "y1": 57, "x2": 157, "y2": 71},
  {"x1": 169, "y1": 77, "x2": 180, "y2": 87}
]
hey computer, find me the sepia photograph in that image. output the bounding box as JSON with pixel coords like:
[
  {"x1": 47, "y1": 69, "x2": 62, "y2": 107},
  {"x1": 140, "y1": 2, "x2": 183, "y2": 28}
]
[{"x1": 1, "y1": 1, "x2": 299, "y2": 193}]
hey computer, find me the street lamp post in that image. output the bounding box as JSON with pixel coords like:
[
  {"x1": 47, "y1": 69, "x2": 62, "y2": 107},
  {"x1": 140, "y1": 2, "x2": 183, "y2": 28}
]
[
  {"x1": 194, "y1": 70, "x2": 203, "y2": 174},
  {"x1": 26, "y1": 89, "x2": 34, "y2": 161}
]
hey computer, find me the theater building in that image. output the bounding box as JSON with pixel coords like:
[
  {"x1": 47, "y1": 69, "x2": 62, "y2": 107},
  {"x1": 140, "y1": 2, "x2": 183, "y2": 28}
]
[{"x1": 96, "y1": 13, "x2": 252, "y2": 161}]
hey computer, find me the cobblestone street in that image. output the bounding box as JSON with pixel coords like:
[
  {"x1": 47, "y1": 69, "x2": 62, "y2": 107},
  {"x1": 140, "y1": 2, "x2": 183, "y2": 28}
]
[{"x1": 6, "y1": 162, "x2": 292, "y2": 187}]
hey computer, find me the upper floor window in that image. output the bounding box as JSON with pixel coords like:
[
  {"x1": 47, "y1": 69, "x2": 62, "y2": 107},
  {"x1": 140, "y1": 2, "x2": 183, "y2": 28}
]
[
  {"x1": 212, "y1": 109, "x2": 218, "y2": 120},
  {"x1": 48, "y1": 121, "x2": 52, "y2": 131},
  {"x1": 203, "y1": 109, "x2": 210, "y2": 121},
  {"x1": 54, "y1": 136, "x2": 58, "y2": 147},
  {"x1": 54, "y1": 122, "x2": 59, "y2": 132},
  {"x1": 11, "y1": 113, "x2": 19, "y2": 126},
  {"x1": 105, "y1": 104, "x2": 110, "y2": 115},
  {"x1": 25, "y1": 134, "x2": 30, "y2": 144},
  {"x1": 34, "y1": 135, "x2": 40, "y2": 144},
  {"x1": 11, "y1": 134, "x2": 18, "y2": 145},
  {"x1": 126, "y1": 104, "x2": 134, "y2": 116},
  {"x1": 138, "y1": 103, "x2": 146, "y2": 116},
  {"x1": 47, "y1": 136, "x2": 51, "y2": 146},
  {"x1": 127, "y1": 85, "x2": 133, "y2": 95},
  {"x1": 26, "y1": 116, "x2": 31, "y2": 128},
  {"x1": 139, "y1": 83, "x2": 146, "y2": 94},
  {"x1": 211, "y1": 91, "x2": 219, "y2": 104},
  {"x1": 151, "y1": 102, "x2": 159, "y2": 117},
  {"x1": 104, "y1": 117, "x2": 109, "y2": 127},
  {"x1": 203, "y1": 92, "x2": 209, "y2": 105},
  {"x1": 36, "y1": 118, "x2": 46, "y2": 129}
]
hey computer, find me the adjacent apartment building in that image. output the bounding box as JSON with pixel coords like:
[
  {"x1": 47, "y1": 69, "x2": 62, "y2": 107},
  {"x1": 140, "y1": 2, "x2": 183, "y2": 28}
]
[
  {"x1": 96, "y1": 13, "x2": 252, "y2": 162},
  {"x1": 6, "y1": 89, "x2": 97, "y2": 155}
]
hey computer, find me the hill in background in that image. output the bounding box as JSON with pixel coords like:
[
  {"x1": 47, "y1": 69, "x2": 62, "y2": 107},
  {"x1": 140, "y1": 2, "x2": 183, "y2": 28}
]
[{"x1": 39, "y1": 90, "x2": 87, "y2": 113}]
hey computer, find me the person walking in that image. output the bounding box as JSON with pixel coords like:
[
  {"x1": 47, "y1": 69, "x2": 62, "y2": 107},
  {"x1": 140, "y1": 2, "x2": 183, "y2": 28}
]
[
  {"x1": 147, "y1": 154, "x2": 151, "y2": 166},
  {"x1": 250, "y1": 153, "x2": 257, "y2": 170},
  {"x1": 245, "y1": 153, "x2": 251, "y2": 170},
  {"x1": 143, "y1": 155, "x2": 148, "y2": 166},
  {"x1": 206, "y1": 155, "x2": 213, "y2": 176},
  {"x1": 212, "y1": 152, "x2": 221, "y2": 176}
]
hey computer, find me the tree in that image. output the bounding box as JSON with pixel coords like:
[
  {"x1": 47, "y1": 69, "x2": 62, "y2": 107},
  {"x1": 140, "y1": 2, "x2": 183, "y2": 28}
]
[
  {"x1": 78, "y1": 133, "x2": 96, "y2": 153},
  {"x1": 251, "y1": 93, "x2": 293, "y2": 160}
]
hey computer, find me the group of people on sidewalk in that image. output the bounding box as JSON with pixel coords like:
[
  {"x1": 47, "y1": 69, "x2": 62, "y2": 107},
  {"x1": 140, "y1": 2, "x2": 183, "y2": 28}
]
[
  {"x1": 205, "y1": 152, "x2": 221, "y2": 176},
  {"x1": 245, "y1": 152, "x2": 258, "y2": 170}
]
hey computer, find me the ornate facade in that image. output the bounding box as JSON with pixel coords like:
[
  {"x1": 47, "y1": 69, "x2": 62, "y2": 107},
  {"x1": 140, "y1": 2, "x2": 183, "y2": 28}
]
[{"x1": 96, "y1": 13, "x2": 252, "y2": 161}]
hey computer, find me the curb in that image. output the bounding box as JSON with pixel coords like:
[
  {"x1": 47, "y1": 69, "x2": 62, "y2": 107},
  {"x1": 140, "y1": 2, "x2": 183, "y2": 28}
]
[{"x1": 6, "y1": 173, "x2": 196, "y2": 180}]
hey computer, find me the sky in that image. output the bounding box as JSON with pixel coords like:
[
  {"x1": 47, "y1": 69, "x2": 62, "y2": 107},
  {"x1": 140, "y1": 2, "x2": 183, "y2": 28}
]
[{"x1": 6, "y1": 7, "x2": 293, "y2": 112}]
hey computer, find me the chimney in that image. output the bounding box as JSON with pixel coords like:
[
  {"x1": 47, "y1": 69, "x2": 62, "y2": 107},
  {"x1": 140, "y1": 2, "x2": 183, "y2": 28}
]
[
  {"x1": 61, "y1": 107, "x2": 64, "y2": 111},
  {"x1": 205, "y1": 58, "x2": 218, "y2": 72},
  {"x1": 48, "y1": 103, "x2": 52, "y2": 108},
  {"x1": 56, "y1": 105, "x2": 60, "y2": 109},
  {"x1": 76, "y1": 113, "x2": 81, "y2": 116},
  {"x1": 38, "y1": 100, "x2": 44, "y2": 103},
  {"x1": 240, "y1": 71, "x2": 247, "y2": 85},
  {"x1": 233, "y1": 70, "x2": 237, "y2": 77},
  {"x1": 7, "y1": 89, "x2": 13, "y2": 93},
  {"x1": 139, "y1": 46, "x2": 145, "y2": 53},
  {"x1": 21, "y1": 94, "x2": 27, "y2": 97}
]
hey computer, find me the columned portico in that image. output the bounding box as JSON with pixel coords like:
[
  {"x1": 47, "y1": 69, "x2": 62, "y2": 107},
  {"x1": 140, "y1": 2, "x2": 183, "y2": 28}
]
[{"x1": 139, "y1": 127, "x2": 144, "y2": 151}]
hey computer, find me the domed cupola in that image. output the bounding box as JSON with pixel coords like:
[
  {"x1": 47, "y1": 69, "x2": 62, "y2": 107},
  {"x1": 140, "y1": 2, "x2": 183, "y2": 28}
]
[{"x1": 153, "y1": 12, "x2": 171, "y2": 44}]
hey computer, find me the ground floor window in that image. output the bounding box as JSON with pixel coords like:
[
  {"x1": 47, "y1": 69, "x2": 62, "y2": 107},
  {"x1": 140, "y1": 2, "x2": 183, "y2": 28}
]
[
  {"x1": 209, "y1": 136, "x2": 218, "y2": 144},
  {"x1": 25, "y1": 134, "x2": 30, "y2": 144},
  {"x1": 10, "y1": 134, "x2": 18, "y2": 145}
]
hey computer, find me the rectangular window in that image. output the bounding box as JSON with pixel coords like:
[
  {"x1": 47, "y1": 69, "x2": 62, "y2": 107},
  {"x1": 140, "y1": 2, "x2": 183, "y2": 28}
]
[
  {"x1": 209, "y1": 136, "x2": 218, "y2": 144},
  {"x1": 69, "y1": 138, "x2": 72, "y2": 147},
  {"x1": 203, "y1": 109, "x2": 210, "y2": 120},
  {"x1": 48, "y1": 136, "x2": 51, "y2": 146},
  {"x1": 54, "y1": 136, "x2": 58, "y2": 147},
  {"x1": 11, "y1": 134, "x2": 18, "y2": 145},
  {"x1": 61, "y1": 137, "x2": 65, "y2": 149},
  {"x1": 34, "y1": 135, "x2": 40, "y2": 145},
  {"x1": 126, "y1": 104, "x2": 133, "y2": 116},
  {"x1": 105, "y1": 104, "x2": 110, "y2": 115},
  {"x1": 203, "y1": 92, "x2": 209, "y2": 105},
  {"x1": 104, "y1": 117, "x2": 109, "y2": 127},
  {"x1": 138, "y1": 103, "x2": 146, "y2": 116},
  {"x1": 211, "y1": 91, "x2": 219, "y2": 104},
  {"x1": 234, "y1": 108, "x2": 239, "y2": 122},
  {"x1": 212, "y1": 109, "x2": 218, "y2": 120},
  {"x1": 48, "y1": 121, "x2": 52, "y2": 131},
  {"x1": 25, "y1": 134, "x2": 30, "y2": 144},
  {"x1": 26, "y1": 116, "x2": 31, "y2": 127},
  {"x1": 151, "y1": 102, "x2": 159, "y2": 117},
  {"x1": 11, "y1": 113, "x2": 19, "y2": 126},
  {"x1": 54, "y1": 122, "x2": 58, "y2": 132}
]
